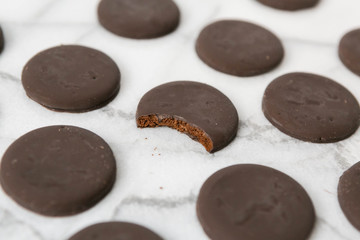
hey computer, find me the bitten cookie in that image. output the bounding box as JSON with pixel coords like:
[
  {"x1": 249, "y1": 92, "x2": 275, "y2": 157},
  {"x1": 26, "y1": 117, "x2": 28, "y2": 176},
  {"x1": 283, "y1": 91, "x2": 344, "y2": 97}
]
[{"x1": 136, "y1": 81, "x2": 239, "y2": 153}]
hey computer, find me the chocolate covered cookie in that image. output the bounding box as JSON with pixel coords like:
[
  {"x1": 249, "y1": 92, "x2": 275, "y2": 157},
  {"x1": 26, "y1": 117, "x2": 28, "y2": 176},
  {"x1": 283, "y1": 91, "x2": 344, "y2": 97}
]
[
  {"x1": 197, "y1": 164, "x2": 315, "y2": 240},
  {"x1": 22, "y1": 45, "x2": 120, "y2": 112},
  {"x1": 338, "y1": 161, "x2": 360, "y2": 231},
  {"x1": 257, "y1": 0, "x2": 320, "y2": 11},
  {"x1": 196, "y1": 20, "x2": 284, "y2": 77},
  {"x1": 0, "y1": 126, "x2": 116, "y2": 216},
  {"x1": 262, "y1": 72, "x2": 360, "y2": 143},
  {"x1": 69, "y1": 222, "x2": 163, "y2": 240},
  {"x1": 339, "y1": 28, "x2": 360, "y2": 77},
  {"x1": 136, "y1": 81, "x2": 238, "y2": 153},
  {"x1": 98, "y1": 0, "x2": 180, "y2": 39},
  {"x1": 0, "y1": 26, "x2": 4, "y2": 53}
]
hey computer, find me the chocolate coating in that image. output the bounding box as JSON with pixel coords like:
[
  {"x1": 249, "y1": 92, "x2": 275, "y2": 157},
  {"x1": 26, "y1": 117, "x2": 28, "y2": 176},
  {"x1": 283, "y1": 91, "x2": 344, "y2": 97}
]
[
  {"x1": 339, "y1": 29, "x2": 360, "y2": 77},
  {"x1": 257, "y1": 0, "x2": 320, "y2": 11},
  {"x1": 0, "y1": 126, "x2": 116, "y2": 216},
  {"x1": 136, "y1": 81, "x2": 238, "y2": 153},
  {"x1": 262, "y1": 72, "x2": 360, "y2": 143},
  {"x1": 69, "y1": 222, "x2": 163, "y2": 240},
  {"x1": 98, "y1": 0, "x2": 180, "y2": 39},
  {"x1": 338, "y1": 161, "x2": 360, "y2": 231},
  {"x1": 196, "y1": 20, "x2": 284, "y2": 77},
  {"x1": 22, "y1": 45, "x2": 120, "y2": 112},
  {"x1": 0, "y1": 26, "x2": 4, "y2": 53},
  {"x1": 197, "y1": 164, "x2": 315, "y2": 240}
]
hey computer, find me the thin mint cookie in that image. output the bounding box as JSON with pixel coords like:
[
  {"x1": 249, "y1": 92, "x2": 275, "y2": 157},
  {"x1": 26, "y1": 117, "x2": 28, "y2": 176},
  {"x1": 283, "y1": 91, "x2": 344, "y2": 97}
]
[
  {"x1": 22, "y1": 45, "x2": 120, "y2": 112},
  {"x1": 197, "y1": 164, "x2": 315, "y2": 240},
  {"x1": 136, "y1": 81, "x2": 239, "y2": 153},
  {"x1": 339, "y1": 29, "x2": 360, "y2": 77},
  {"x1": 196, "y1": 20, "x2": 284, "y2": 77},
  {"x1": 0, "y1": 126, "x2": 116, "y2": 216},
  {"x1": 257, "y1": 0, "x2": 320, "y2": 11},
  {"x1": 0, "y1": 26, "x2": 4, "y2": 53},
  {"x1": 262, "y1": 72, "x2": 360, "y2": 143},
  {"x1": 98, "y1": 0, "x2": 180, "y2": 39},
  {"x1": 69, "y1": 222, "x2": 163, "y2": 240},
  {"x1": 338, "y1": 161, "x2": 360, "y2": 231}
]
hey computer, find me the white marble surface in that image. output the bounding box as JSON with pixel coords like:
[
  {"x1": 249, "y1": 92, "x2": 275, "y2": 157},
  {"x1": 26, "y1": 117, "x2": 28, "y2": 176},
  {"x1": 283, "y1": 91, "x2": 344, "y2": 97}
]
[{"x1": 0, "y1": 0, "x2": 360, "y2": 239}]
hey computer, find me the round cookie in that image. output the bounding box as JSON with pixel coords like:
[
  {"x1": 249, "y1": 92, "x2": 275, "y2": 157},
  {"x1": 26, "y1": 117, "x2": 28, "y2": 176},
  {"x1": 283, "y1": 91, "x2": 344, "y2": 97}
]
[
  {"x1": 69, "y1": 222, "x2": 163, "y2": 240},
  {"x1": 98, "y1": 0, "x2": 180, "y2": 39},
  {"x1": 136, "y1": 81, "x2": 239, "y2": 153},
  {"x1": 197, "y1": 164, "x2": 315, "y2": 240},
  {"x1": 338, "y1": 161, "x2": 360, "y2": 231},
  {"x1": 339, "y1": 28, "x2": 360, "y2": 77},
  {"x1": 262, "y1": 72, "x2": 360, "y2": 143},
  {"x1": 196, "y1": 20, "x2": 284, "y2": 77},
  {"x1": 22, "y1": 45, "x2": 120, "y2": 112},
  {"x1": 0, "y1": 126, "x2": 116, "y2": 216},
  {"x1": 0, "y1": 26, "x2": 4, "y2": 53},
  {"x1": 256, "y1": 0, "x2": 320, "y2": 11}
]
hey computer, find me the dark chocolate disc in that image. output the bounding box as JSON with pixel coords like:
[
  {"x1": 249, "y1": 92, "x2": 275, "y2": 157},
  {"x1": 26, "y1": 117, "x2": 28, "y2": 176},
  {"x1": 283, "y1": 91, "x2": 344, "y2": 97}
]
[
  {"x1": 22, "y1": 45, "x2": 120, "y2": 112},
  {"x1": 339, "y1": 29, "x2": 360, "y2": 77},
  {"x1": 0, "y1": 26, "x2": 4, "y2": 53},
  {"x1": 196, "y1": 20, "x2": 284, "y2": 77},
  {"x1": 338, "y1": 161, "x2": 360, "y2": 231},
  {"x1": 256, "y1": 0, "x2": 320, "y2": 11},
  {"x1": 262, "y1": 72, "x2": 360, "y2": 143},
  {"x1": 136, "y1": 81, "x2": 239, "y2": 153},
  {"x1": 197, "y1": 164, "x2": 315, "y2": 240},
  {"x1": 0, "y1": 126, "x2": 116, "y2": 216},
  {"x1": 97, "y1": 0, "x2": 180, "y2": 39},
  {"x1": 69, "y1": 222, "x2": 163, "y2": 240}
]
